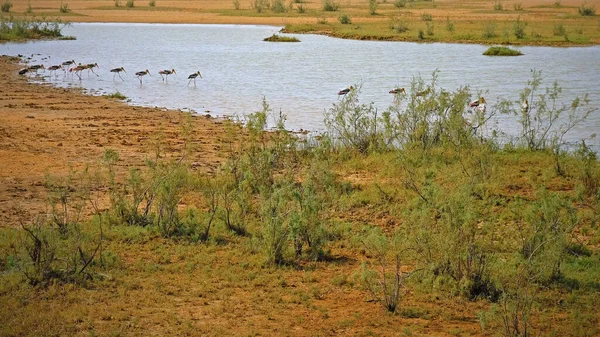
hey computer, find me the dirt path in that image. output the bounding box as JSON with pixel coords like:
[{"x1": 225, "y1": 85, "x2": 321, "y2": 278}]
[{"x1": 0, "y1": 56, "x2": 234, "y2": 227}]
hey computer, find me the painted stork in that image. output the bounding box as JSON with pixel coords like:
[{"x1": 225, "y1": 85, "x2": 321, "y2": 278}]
[
  {"x1": 159, "y1": 69, "x2": 176, "y2": 82},
  {"x1": 110, "y1": 67, "x2": 126, "y2": 81},
  {"x1": 136, "y1": 69, "x2": 151, "y2": 84},
  {"x1": 187, "y1": 71, "x2": 202, "y2": 86},
  {"x1": 416, "y1": 88, "x2": 431, "y2": 97},
  {"x1": 69, "y1": 64, "x2": 86, "y2": 80},
  {"x1": 521, "y1": 99, "x2": 529, "y2": 114},
  {"x1": 47, "y1": 65, "x2": 63, "y2": 78},
  {"x1": 389, "y1": 87, "x2": 406, "y2": 94},
  {"x1": 84, "y1": 63, "x2": 99, "y2": 77},
  {"x1": 28, "y1": 64, "x2": 45, "y2": 73},
  {"x1": 337, "y1": 86, "x2": 354, "y2": 95},
  {"x1": 469, "y1": 97, "x2": 487, "y2": 113}
]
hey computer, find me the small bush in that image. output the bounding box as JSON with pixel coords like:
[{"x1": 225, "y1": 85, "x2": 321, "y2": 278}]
[
  {"x1": 316, "y1": 15, "x2": 328, "y2": 24},
  {"x1": 271, "y1": 0, "x2": 287, "y2": 13},
  {"x1": 263, "y1": 33, "x2": 300, "y2": 42},
  {"x1": 426, "y1": 22, "x2": 434, "y2": 36},
  {"x1": 369, "y1": 0, "x2": 377, "y2": 15},
  {"x1": 445, "y1": 16, "x2": 454, "y2": 32},
  {"x1": 1, "y1": 0, "x2": 12, "y2": 12},
  {"x1": 394, "y1": 0, "x2": 406, "y2": 8},
  {"x1": 482, "y1": 22, "x2": 497, "y2": 38},
  {"x1": 105, "y1": 91, "x2": 127, "y2": 100},
  {"x1": 24, "y1": 1, "x2": 32, "y2": 14},
  {"x1": 493, "y1": 1, "x2": 503, "y2": 11},
  {"x1": 579, "y1": 2, "x2": 596, "y2": 16},
  {"x1": 114, "y1": 0, "x2": 120, "y2": 7},
  {"x1": 297, "y1": 4, "x2": 305, "y2": 13},
  {"x1": 421, "y1": 13, "x2": 432, "y2": 21},
  {"x1": 233, "y1": 0, "x2": 240, "y2": 9},
  {"x1": 390, "y1": 16, "x2": 409, "y2": 33},
  {"x1": 59, "y1": 3, "x2": 71, "y2": 13},
  {"x1": 553, "y1": 0, "x2": 561, "y2": 7},
  {"x1": 418, "y1": 28, "x2": 425, "y2": 39},
  {"x1": 513, "y1": 2, "x2": 523, "y2": 11},
  {"x1": 339, "y1": 13, "x2": 351, "y2": 24},
  {"x1": 513, "y1": 16, "x2": 527, "y2": 39},
  {"x1": 149, "y1": 0, "x2": 155, "y2": 6},
  {"x1": 253, "y1": 0, "x2": 269, "y2": 12},
  {"x1": 322, "y1": 0, "x2": 339, "y2": 11},
  {"x1": 126, "y1": 0, "x2": 134, "y2": 7},
  {"x1": 483, "y1": 46, "x2": 523, "y2": 56},
  {"x1": 553, "y1": 23, "x2": 566, "y2": 36}
]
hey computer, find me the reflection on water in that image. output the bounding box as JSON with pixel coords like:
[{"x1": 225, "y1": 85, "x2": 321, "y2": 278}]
[{"x1": 1, "y1": 23, "x2": 599, "y2": 149}]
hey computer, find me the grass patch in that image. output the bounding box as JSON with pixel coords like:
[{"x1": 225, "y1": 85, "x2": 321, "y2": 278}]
[
  {"x1": 0, "y1": 16, "x2": 70, "y2": 41},
  {"x1": 483, "y1": 46, "x2": 523, "y2": 56},
  {"x1": 262, "y1": 33, "x2": 300, "y2": 42},
  {"x1": 105, "y1": 91, "x2": 127, "y2": 100}
]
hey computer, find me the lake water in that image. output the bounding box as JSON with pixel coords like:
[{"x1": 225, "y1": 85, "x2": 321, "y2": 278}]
[{"x1": 1, "y1": 23, "x2": 599, "y2": 149}]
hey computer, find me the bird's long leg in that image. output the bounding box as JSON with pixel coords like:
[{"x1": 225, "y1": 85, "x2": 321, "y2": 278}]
[
  {"x1": 91, "y1": 68, "x2": 99, "y2": 77},
  {"x1": 119, "y1": 73, "x2": 124, "y2": 81},
  {"x1": 76, "y1": 71, "x2": 82, "y2": 80},
  {"x1": 138, "y1": 76, "x2": 142, "y2": 85},
  {"x1": 188, "y1": 79, "x2": 192, "y2": 87},
  {"x1": 113, "y1": 73, "x2": 116, "y2": 81}
]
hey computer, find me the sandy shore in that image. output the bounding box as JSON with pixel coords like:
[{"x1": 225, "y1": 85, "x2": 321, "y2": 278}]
[{"x1": 0, "y1": 56, "x2": 234, "y2": 227}]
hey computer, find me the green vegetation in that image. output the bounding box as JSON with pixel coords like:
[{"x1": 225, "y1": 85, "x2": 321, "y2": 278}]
[
  {"x1": 368, "y1": 0, "x2": 377, "y2": 16},
  {"x1": 483, "y1": 46, "x2": 523, "y2": 56},
  {"x1": 322, "y1": 0, "x2": 339, "y2": 12},
  {"x1": 1, "y1": 0, "x2": 12, "y2": 13},
  {"x1": 149, "y1": 0, "x2": 155, "y2": 7},
  {"x1": 263, "y1": 33, "x2": 300, "y2": 42},
  {"x1": 125, "y1": 0, "x2": 135, "y2": 8},
  {"x1": 104, "y1": 91, "x2": 127, "y2": 100},
  {"x1": 1, "y1": 70, "x2": 599, "y2": 336},
  {"x1": 0, "y1": 16, "x2": 70, "y2": 41},
  {"x1": 338, "y1": 13, "x2": 351, "y2": 24},
  {"x1": 59, "y1": 2, "x2": 71, "y2": 13},
  {"x1": 579, "y1": 2, "x2": 596, "y2": 16}
]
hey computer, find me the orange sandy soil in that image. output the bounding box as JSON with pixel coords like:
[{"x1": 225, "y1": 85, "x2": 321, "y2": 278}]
[
  {"x1": 0, "y1": 56, "x2": 496, "y2": 337},
  {"x1": 7, "y1": 0, "x2": 600, "y2": 26},
  {"x1": 0, "y1": 56, "x2": 232, "y2": 228}
]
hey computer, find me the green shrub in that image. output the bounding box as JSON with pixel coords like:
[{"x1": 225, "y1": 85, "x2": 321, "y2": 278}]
[
  {"x1": 390, "y1": 16, "x2": 409, "y2": 33},
  {"x1": 149, "y1": 0, "x2": 155, "y2": 6},
  {"x1": 271, "y1": 0, "x2": 287, "y2": 13},
  {"x1": 253, "y1": 0, "x2": 269, "y2": 12},
  {"x1": 482, "y1": 22, "x2": 497, "y2": 38},
  {"x1": 483, "y1": 46, "x2": 523, "y2": 56},
  {"x1": 322, "y1": 0, "x2": 339, "y2": 11},
  {"x1": 426, "y1": 21, "x2": 434, "y2": 36},
  {"x1": 553, "y1": 0, "x2": 561, "y2": 7},
  {"x1": 369, "y1": 0, "x2": 377, "y2": 15},
  {"x1": 114, "y1": 0, "x2": 120, "y2": 7},
  {"x1": 493, "y1": 1, "x2": 503, "y2": 10},
  {"x1": 553, "y1": 23, "x2": 566, "y2": 36},
  {"x1": 421, "y1": 13, "x2": 432, "y2": 21},
  {"x1": 578, "y1": 2, "x2": 596, "y2": 16},
  {"x1": 59, "y1": 3, "x2": 71, "y2": 13},
  {"x1": 445, "y1": 16, "x2": 454, "y2": 32},
  {"x1": 296, "y1": 4, "x2": 305, "y2": 13},
  {"x1": 513, "y1": 15, "x2": 527, "y2": 39},
  {"x1": 126, "y1": 0, "x2": 134, "y2": 7},
  {"x1": 338, "y1": 13, "x2": 351, "y2": 24},
  {"x1": 1, "y1": 0, "x2": 12, "y2": 12},
  {"x1": 25, "y1": 1, "x2": 32, "y2": 14},
  {"x1": 513, "y1": 2, "x2": 523, "y2": 11},
  {"x1": 394, "y1": 0, "x2": 406, "y2": 8},
  {"x1": 263, "y1": 33, "x2": 300, "y2": 42}
]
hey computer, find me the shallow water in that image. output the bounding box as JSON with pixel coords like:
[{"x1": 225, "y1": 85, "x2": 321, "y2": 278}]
[{"x1": 1, "y1": 23, "x2": 599, "y2": 149}]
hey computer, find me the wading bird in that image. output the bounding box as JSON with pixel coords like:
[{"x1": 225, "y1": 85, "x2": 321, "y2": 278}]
[
  {"x1": 84, "y1": 63, "x2": 99, "y2": 77},
  {"x1": 469, "y1": 97, "x2": 487, "y2": 113},
  {"x1": 47, "y1": 65, "x2": 63, "y2": 78},
  {"x1": 159, "y1": 69, "x2": 176, "y2": 82},
  {"x1": 521, "y1": 99, "x2": 529, "y2": 114},
  {"x1": 28, "y1": 64, "x2": 45, "y2": 73},
  {"x1": 62, "y1": 60, "x2": 75, "y2": 68},
  {"x1": 416, "y1": 87, "x2": 431, "y2": 97},
  {"x1": 136, "y1": 69, "x2": 151, "y2": 84},
  {"x1": 389, "y1": 87, "x2": 406, "y2": 94},
  {"x1": 337, "y1": 86, "x2": 354, "y2": 95},
  {"x1": 110, "y1": 67, "x2": 126, "y2": 81},
  {"x1": 187, "y1": 71, "x2": 202, "y2": 86},
  {"x1": 69, "y1": 64, "x2": 86, "y2": 80}
]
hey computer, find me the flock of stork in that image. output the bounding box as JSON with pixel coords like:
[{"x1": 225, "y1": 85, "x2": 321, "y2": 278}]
[
  {"x1": 17, "y1": 58, "x2": 530, "y2": 114},
  {"x1": 337, "y1": 85, "x2": 495, "y2": 113},
  {"x1": 18, "y1": 60, "x2": 204, "y2": 86}
]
